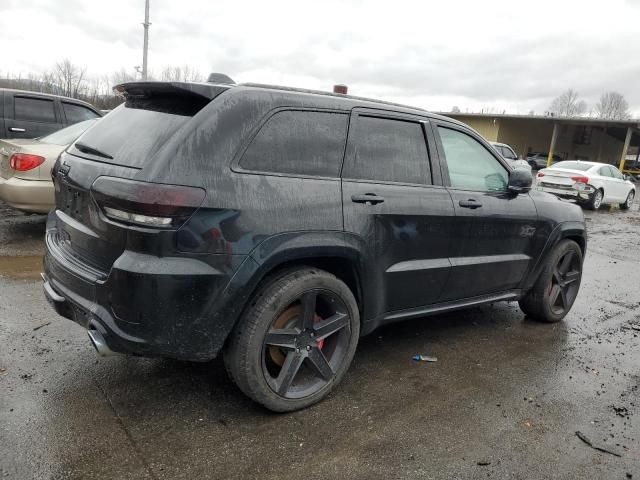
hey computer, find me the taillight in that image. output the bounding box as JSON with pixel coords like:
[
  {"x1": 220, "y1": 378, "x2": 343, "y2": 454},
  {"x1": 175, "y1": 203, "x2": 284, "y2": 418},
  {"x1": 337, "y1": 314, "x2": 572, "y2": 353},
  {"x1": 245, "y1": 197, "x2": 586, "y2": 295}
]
[
  {"x1": 571, "y1": 176, "x2": 589, "y2": 184},
  {"x1": 10, "y1": 153, "x2": 45, "y2": 171},
  {"x1": 91, "y1": 176, "x2": 205, "y2": 229},
  {"x1": 537, "y1": 172, "x2": 545, "y2": 178}
]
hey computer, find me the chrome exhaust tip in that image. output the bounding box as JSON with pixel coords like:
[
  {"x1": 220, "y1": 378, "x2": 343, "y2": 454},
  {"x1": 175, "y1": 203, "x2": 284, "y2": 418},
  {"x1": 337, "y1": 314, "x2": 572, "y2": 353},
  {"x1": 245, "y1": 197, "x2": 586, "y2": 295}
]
[{"x1": 88, "y1": 329, "x2": 118, "y2": 357}]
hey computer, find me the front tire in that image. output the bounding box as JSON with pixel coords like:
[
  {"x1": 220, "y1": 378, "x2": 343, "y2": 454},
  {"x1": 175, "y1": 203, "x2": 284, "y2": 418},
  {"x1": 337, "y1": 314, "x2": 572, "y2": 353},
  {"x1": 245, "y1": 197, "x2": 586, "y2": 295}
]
[
  {"x1": 224, "y1": 267, "x2": 360, "y2": 412},
  {"x1": 620, "y1": 190, "x2": 635, "y2": 210},
  {"x1": 519, "y1": 240, "x2": 583, "y2": 323}
]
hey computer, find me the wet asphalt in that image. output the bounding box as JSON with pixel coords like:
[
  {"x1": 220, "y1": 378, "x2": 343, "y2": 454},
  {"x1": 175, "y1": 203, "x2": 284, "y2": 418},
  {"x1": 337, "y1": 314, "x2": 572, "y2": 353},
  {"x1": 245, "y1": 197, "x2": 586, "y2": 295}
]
[{"x1": 0, "y1": 201, "x2": 639, "y2": 480}]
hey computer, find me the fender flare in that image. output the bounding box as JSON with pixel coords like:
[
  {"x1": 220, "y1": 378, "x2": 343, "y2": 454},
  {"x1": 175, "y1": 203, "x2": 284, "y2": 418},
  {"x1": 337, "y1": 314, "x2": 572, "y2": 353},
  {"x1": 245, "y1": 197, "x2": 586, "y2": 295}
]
[{"x1": 521, "y1": 221, "x2": 586, "y2": 292}]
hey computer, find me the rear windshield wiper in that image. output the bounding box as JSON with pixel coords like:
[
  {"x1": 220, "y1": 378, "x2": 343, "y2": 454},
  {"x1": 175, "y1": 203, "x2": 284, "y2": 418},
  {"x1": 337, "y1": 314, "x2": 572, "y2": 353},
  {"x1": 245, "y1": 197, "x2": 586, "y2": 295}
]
[{"x1": 74, "y1": 142, "x2": 113, "y2": 160}]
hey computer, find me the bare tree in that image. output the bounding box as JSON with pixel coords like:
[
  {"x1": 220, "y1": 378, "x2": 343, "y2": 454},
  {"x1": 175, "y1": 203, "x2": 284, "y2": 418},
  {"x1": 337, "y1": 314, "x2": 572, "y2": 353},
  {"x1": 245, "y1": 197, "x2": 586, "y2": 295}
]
[
  {"x1": 159, "y1": 65, "x2": 203, "y2": 82},
  {"x1": 111, "y1": 68, "x2": 136, "y2": 86},
  {"x1": 595, "y1": 91, "x2": 631, "y2": 120},
  {"x1": 548, "y1": 89, "x2": 587, "y2": 117},
  {"x1": 51, "y1": 59, "x2": 87, "y2": 98},
  {"x1": 451, "y1": 106, "x2": 461, "y2": 113}
]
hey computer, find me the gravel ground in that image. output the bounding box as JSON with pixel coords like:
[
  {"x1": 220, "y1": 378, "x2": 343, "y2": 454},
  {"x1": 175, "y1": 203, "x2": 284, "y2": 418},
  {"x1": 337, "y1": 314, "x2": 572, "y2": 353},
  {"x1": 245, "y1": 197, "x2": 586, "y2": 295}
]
[{"x1": 0, "y1": 200, "x2": 639, "y2": 480}]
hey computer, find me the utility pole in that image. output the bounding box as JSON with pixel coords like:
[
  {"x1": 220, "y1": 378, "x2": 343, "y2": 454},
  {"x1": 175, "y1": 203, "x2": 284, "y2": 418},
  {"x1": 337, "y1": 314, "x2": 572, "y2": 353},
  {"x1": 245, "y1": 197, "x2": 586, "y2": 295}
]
[{"x1": 142, "y1": 0, "x2": 150, "y2": 80}]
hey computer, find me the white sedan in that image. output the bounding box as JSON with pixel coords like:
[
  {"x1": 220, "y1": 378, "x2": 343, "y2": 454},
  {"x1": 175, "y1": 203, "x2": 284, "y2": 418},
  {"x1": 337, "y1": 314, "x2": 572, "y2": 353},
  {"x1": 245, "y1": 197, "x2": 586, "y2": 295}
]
[{"x1": 536, "y1": 160, "x2": 635, "y2": 210}]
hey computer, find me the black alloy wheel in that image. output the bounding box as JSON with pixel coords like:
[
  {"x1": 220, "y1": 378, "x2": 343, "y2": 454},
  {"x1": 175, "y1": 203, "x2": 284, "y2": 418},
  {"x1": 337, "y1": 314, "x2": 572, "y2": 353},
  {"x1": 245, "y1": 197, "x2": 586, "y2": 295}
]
[
  {"x1": 547, "y1": 249, "x2": 581, "y2": 316},
  {"x1": 224, "y1": 267, "x2": 360, "y2": 412},
  {"x1": 519, "y1": 239, "x2": 583, "y2": 323},
  {"x1": 262, "y1": 290, "x2": 351, "y2": 399}
]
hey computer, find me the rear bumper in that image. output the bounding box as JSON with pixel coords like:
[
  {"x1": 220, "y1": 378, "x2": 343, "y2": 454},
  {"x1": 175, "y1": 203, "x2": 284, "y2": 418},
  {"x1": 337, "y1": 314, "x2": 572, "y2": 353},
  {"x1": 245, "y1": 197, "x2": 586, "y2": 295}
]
[
  {"x1": 0, "y1": 176, "x2": 54, "y2": 213},
  {"x1": 535, "y1": 184, "x2": 595, "y2": 202},
  {"x1": 43, "y1": 221, "x2": 256, "y2": 361}
]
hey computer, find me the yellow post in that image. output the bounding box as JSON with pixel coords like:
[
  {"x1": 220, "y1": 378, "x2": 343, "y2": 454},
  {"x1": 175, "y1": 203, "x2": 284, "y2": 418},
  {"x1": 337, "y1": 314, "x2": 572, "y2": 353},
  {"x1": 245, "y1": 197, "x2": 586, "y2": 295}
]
[
  {"x1": 547, "y1": 123, "x2": 559, "y2": 167},
  {"x1": 619, "y1": 126, "x2": 632, "y2": 172}
]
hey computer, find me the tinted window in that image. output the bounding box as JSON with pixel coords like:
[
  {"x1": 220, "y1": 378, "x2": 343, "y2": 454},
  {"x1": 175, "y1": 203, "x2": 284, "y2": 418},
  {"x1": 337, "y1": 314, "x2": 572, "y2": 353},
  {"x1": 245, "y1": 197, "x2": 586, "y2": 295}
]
[
  {"x1": 72, "y1": 100, "x2": 197, "y2": 167},
  {"x1": 240, "y1": 110, "x2": 348, "y2": 177},
  {"x1": 502, "y1": 146, "x2": 517, "y2": 159},
  {"x1": 14, "y1": 96, "x2": 56, "y2": 123},
  {"x1": 39, "y1": 119, "x2": 98, "y2": 146},
  {"x1": 553, "y1": 161, "x2": 592, "y2": 171},
  {"x1": 438, "y1": 127, "x2": 508, "y2": 191},
  {"x1": 344, "y1": 115, "x2": 431, "y2": 184},
  {"x1": 63, "y1": 102, "x2": 99, "y2": 124}
]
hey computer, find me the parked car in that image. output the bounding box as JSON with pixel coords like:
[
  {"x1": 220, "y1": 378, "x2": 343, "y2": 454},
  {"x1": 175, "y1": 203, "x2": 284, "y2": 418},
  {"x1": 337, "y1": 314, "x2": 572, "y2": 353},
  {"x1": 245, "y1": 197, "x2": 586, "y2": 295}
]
[
  {"x1": 536, "y1": 160, "x2": 635, "y2": 210},
  {"x1": 527, "y1": 152, "x2": 562, "y2": 170},
  {"x1": 43, "y1": 78, "x2": 587, "y2": 412},
  {"x1": 0, "y1": 119, "x2": 98, "y2": 213},
  {"x1": 490, "y1": 142, "x2": 531, "y2": 172},
  {"x1": 0, "y1": 88, "x2": 101, "y2": 139}
]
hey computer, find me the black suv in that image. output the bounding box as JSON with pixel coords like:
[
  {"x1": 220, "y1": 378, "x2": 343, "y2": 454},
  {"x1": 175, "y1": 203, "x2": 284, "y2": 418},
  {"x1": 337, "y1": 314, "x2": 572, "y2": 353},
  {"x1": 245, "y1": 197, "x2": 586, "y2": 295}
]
[{"x1": 43, "y1": 79, "x2": 586, "y2": 411}]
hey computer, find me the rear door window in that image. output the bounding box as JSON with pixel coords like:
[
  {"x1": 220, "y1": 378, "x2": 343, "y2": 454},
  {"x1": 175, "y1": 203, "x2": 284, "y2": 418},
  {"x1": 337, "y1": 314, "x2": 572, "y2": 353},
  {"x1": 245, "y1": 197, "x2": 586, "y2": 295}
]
[
  {"x1": 14, "y1": 96, "x2": 56, "y2": 123},
  {"x1": 63, "y1": 102, "x2": 99, "y2": 124},
  {"x1": 239, "y1": 110, "x2": 348, "y2": 178},
  {"x1": 343, "y1": 115, "x2": 431, "y2": 185}
]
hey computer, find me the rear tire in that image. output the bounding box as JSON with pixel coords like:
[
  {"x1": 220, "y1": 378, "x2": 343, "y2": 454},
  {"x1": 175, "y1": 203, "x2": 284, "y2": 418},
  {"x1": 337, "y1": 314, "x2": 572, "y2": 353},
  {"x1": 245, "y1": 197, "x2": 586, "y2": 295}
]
[
  {"x1": 224, "y1": 267, "x2": 360, "y2": 412},
  {"x1": 620, "y1": 190, "x2": 635, "y2": 210},
  {"x1": 584, "y1": 189, "x2": 603, "y2": 210},
  {"x1": 519, "y1": 239, "x2": 583, "y2": 323}
]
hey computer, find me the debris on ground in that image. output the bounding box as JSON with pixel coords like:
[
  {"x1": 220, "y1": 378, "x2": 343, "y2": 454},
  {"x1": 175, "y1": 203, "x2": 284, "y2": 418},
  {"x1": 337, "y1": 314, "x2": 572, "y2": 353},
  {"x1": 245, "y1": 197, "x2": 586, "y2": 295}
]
[
  {"x1": 412, "y1": 355, "x2": 438, "y2": 362},
  {"x1": 477, "y1": 460, "x2": 491, "y2": 466},
  {"x1": 612, "y1": 406, "x2": 629, "y2": 417},
  {"x1": 32, "y1": 321, "x2": 51, "y2": 331},
  {"x1": 621, "y1": 324, "x2": 640, "y2": 332},
  {"x1": 575, "y1": 431, "x2": 622, "y2": 457}
]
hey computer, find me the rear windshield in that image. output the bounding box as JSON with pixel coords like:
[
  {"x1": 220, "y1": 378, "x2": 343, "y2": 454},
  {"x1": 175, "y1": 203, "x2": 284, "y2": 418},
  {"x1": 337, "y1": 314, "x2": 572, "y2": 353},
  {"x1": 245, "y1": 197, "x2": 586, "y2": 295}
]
[
  {"x1": 39, "y1": 119, "x2": 98, "y2": 146},
  {"x1": 551, "y1": 161, "x2": 592, "y2": 171},
  {"x1": 71, "y1": 95, "x2": 207, "y2": 168}
]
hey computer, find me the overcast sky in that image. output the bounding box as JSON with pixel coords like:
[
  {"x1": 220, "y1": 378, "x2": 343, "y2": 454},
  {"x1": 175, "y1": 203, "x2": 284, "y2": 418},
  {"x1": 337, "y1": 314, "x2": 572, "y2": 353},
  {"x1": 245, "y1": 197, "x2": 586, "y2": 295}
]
[{"x1": 2, "y1": 0, "x2": 640, "y2": 116}]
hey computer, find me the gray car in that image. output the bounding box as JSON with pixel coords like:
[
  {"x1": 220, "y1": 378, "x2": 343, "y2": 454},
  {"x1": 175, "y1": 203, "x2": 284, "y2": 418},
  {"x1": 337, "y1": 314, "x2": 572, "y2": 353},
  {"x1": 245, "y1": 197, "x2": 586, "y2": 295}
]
[{"x1": 0, "y1": 88, "x2": 101, "y2": 139}]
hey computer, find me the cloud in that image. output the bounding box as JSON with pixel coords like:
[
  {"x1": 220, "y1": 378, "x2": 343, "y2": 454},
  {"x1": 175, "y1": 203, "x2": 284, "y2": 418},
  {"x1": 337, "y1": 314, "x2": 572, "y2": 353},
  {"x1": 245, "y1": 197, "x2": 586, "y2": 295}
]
[{"x1": 1, "y1": 0, "x2": 639, "y2": 116}]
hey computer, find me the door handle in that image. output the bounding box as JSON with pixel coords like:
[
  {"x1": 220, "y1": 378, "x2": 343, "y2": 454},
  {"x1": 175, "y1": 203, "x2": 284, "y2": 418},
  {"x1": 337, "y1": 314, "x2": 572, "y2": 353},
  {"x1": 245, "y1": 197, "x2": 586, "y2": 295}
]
[
  {"x1": 9, "y1": 127, "x2": 26, "y2": 133},
  {"x1": 351, "y1": 193, "x2": 385, "y2": 205},
  {"x1": 459, "y1": 199, "x2": 482, "y2": 209}
]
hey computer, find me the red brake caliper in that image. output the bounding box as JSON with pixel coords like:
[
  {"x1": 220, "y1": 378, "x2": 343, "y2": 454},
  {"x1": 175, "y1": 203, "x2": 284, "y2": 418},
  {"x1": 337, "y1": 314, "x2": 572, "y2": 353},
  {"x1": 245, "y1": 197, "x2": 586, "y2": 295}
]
[{"x1": 314, "y1": 314, "x2": 325, "y2": 350}]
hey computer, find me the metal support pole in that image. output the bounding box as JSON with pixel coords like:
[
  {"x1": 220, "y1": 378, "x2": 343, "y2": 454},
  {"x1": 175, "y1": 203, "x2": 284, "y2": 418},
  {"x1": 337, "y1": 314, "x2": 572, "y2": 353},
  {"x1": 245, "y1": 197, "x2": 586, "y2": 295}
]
[
  {"x1": 547, "y1": 123, "x2": 559, "y2": 167},
  {"x1": 142, "y1": 0, "x2": 150, "y2": 80},
  {"x1": 619, "y1": 126, "x2": 632, "y2": 172},
  {"x1": 597, "y1": 126, "x2": 606, "y2": 162}
]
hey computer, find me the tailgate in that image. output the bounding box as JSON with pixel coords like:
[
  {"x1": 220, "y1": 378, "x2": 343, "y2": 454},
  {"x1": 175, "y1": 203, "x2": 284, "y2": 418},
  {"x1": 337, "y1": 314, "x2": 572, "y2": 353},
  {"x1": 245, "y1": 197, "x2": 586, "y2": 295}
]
[
  {"x1": 48, "y1": 82, "x2": 226, "y2": 277},
  {"x1": 49, "y1": 153, "x2": 136, "y2": 275}
]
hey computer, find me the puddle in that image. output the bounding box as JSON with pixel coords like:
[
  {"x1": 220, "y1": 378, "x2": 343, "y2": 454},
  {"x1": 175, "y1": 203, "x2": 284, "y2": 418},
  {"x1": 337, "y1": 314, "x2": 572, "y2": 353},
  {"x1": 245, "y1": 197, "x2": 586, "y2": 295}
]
[{"x1": 0, "y1": 256, "x2": 43, "y2": 280}]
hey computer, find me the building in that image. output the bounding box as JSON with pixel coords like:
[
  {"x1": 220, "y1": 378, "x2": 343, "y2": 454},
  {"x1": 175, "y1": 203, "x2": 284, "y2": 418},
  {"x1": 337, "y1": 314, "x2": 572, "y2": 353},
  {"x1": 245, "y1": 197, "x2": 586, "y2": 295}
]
[{"x1": 442, "y1": 112, "x2": 640, "y2": 173}]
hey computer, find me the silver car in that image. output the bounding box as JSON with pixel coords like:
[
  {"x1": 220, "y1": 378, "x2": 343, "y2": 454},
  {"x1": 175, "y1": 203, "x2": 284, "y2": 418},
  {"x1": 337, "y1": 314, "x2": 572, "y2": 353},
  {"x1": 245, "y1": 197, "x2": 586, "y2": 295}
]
[{"x1": 490, "y1": 142, "x2": 532, "y2": 172}]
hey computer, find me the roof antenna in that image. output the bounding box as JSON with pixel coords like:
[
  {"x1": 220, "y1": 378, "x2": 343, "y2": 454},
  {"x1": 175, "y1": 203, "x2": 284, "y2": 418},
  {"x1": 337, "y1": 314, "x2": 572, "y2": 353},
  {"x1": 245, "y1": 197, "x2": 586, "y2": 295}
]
[{"x1": 207, "y1": 73, "x2": 235, "y2": 84}]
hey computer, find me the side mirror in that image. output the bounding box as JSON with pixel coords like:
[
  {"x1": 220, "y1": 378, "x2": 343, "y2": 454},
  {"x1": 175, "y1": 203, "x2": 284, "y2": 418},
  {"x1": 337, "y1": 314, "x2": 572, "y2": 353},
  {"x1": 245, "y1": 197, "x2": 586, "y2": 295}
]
[{"x1": 508, "y1": 168, "x2": 533, "y2": 194}]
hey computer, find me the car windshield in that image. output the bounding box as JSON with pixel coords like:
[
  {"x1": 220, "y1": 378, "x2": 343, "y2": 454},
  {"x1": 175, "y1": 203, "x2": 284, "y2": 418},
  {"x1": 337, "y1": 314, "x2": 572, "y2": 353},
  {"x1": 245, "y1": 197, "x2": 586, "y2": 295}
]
[
  {"x1": 551, "y1": 161, "x2": 592, "y2": 171},
  {"x1": 39, "y1": 119, "x2": 98, "y2": 146}
]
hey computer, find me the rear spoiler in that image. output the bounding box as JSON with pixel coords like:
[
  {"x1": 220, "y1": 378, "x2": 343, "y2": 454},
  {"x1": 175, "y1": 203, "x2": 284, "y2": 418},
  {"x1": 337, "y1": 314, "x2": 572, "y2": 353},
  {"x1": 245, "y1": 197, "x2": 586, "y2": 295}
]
[{"x1": 113, "y1": 81, "x2": 230, "y2": 100}]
